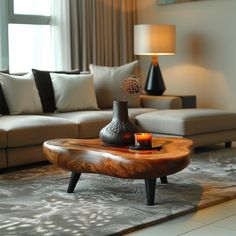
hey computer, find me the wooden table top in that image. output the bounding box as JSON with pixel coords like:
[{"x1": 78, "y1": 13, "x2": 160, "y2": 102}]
[{"x1": 43, "y1": 137, "x2": 193, "y2": 179}]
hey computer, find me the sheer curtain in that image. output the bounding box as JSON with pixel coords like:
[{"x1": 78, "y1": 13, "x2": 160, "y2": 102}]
[
  {"x1": 70, "y1": 0, "x2": 137, "y2": 71},
  {"x1": 51, "y1": 0, "x2": 72, "y2": 70}
]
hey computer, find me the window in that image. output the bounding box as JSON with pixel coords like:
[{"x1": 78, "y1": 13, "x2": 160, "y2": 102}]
[
  {"x1": 0, "y1": 0, "x2": 71, "y2": 73},
  {"x1": 8, "y1": 0, "x2": 52, "y2": 73},
  {"x1": 13, "y1": 0, "x2": 51, "y2": 16},
  {"x1": 8, "y1": 24, "x2": 52, "y2": 73}
]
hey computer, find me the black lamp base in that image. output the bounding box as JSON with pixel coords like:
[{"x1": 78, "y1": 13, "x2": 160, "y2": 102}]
[{"x1": 145, "y1": 62, "x2": 166, "y2": 96}]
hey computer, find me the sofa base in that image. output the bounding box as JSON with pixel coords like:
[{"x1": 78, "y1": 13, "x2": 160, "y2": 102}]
[
  {"x1": 188, "y1": 130, "x2": 236, "y2": 147},
  {"x1": 7, "y1": 145, "x2": 46, "y2": 168},
  {"x1": 0, "y1": 149, "x2": 7, "y2": 169}
]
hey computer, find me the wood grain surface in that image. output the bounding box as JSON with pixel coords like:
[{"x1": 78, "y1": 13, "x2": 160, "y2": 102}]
[{"x1": 43, "y1": 138, "x2": 193, "y2": 179}]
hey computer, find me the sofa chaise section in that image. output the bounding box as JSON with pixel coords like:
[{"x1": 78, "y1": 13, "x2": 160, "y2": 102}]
[
  {"x1": 0, "y1": 115, "x2": 78, "y2": 167},
  {"x1": 135, "y1": 109, "x2": 236, "y2": 147}
]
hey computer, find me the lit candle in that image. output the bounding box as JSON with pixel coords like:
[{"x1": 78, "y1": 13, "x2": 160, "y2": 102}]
[{"x1": 134, "y1": 133, "x2": 152, "y2": 148}]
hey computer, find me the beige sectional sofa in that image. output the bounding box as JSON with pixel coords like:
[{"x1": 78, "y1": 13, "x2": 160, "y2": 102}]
[
  {"x1": 1, "y1": 95, "x2": 236, "y2": 170},
  {"x1": 0, "y1": 96, "x2": 181, "y2": 169},
  {"x1": 1, "y1": 61, "x2": 236, "y2": 170}
]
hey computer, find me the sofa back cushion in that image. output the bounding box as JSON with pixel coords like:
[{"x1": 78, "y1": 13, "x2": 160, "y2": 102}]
[
  {"x1": 32, "y1": 69, "x2": 80, "y2": 113},
  {"x1": 50, "y1": 73, "x2": 98, "y2": 112},
  {"x1": 89, "y1": 61, "x2": 140, "y2": 109},
  {"x1": 0, "y1": 73, "x2": 43, "y2": 115}
]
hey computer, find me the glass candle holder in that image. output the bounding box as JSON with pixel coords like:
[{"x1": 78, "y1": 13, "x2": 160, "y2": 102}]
[{"x1": 134, "y1": 133, "x2": 152, "y2": 148}]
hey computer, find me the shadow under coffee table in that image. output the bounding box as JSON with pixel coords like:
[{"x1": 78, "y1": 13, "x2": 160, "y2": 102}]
[{"x1": 43, "y1": 137, "x2": 192, "y2": 205}]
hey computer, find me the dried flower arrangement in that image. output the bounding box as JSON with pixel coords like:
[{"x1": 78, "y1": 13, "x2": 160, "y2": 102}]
[{"x1": 121, "y1": 74, "x2": 143, "y2": 100}]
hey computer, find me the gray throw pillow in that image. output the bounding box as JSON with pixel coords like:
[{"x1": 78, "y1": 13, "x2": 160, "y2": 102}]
[
  {"x1": 89, "y1": 61, "x2": 140, "y2": 109},
  {"x1": 50, "y1": 73, "x2": 98, "y2": 112}
]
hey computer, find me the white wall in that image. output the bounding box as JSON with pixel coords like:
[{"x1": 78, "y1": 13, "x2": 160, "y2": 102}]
[{"x1": 137, "y1": 0, "x2": 236, "y2": 111}]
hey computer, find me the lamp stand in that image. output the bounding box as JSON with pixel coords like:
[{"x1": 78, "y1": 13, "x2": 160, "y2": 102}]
[{"x1": 144, "y1": 56, "x2": 166, "y2": 95}]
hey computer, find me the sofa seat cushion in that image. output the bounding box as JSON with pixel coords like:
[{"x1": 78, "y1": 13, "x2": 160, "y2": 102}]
[
  {"x1": 50, "y1": 108, "x2": 157, "y2": 138},
  {"x1": 0, "y1": 115, "x2": 78, "y2": 148},
  {"x1": 0, "y1": 129, "x2": 7, "y2": 148},
  {"x1": 128, "y1": 108, "x2": 157, "y2": 118},
  {"x1": 127, "y1": 107, "x2": 157, "y2": 125},
  {"x1": 135, "y1": 109, "x2": 236, "y2": 136},
  {"x1": 48, "y1": 111, "x2": 113, "y2": 138}
]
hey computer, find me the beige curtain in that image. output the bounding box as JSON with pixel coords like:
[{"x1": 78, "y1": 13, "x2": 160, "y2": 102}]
[{"x1": 70, "y1": 0, "x2": 137, "y2": 71}]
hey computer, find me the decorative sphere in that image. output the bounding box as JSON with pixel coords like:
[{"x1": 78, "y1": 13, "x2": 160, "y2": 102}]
[{"x1": 121, "y1": 75, "x2": 143, "y2": 96}]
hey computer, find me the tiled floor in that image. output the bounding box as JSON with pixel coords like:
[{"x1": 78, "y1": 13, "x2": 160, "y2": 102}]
[
  {"x1": 127, "y1": 142, "x2": 236, "y2": 236},
  {"x1": 126, "y1": 192, "x2": 236, "y2": 236}
]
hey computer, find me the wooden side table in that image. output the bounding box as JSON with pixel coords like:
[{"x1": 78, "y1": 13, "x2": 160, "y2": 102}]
[{"x1": 166, "y1": 95, "x2": 196, "y2": 108}]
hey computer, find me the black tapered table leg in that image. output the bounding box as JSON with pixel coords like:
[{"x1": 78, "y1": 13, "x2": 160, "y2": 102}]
[
  {"x1": 225, "y1": 142, "x2": 232, "y2": 148},
  {"x1": 160, "y1": 176, "x2": 168, "y2": 184},
  {"x1": 145, "y1": 178, "x2": 156, "y2": 206},
  {"x1": 67, "y1": 172, "x2": 81, "y2": 193}
]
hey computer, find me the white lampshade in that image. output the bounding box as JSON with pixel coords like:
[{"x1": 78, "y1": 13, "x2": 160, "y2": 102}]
[{"x1": 134, "y1": 24, "x2": 176, "y2": 56}]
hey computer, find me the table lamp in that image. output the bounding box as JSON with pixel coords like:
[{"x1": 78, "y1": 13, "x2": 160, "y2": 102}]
[{"x1": 134, "y1": 24, "x2": 176, "y2": 95}]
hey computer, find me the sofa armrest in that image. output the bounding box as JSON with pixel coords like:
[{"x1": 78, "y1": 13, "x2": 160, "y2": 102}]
[{"x1": 140, "y1": 95, "x2": 182, "y2": 109}]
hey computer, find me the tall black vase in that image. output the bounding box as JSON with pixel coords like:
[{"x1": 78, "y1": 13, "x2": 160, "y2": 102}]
[{"x1": 99, "y1": 101, "x2": 140, "y2": 146}]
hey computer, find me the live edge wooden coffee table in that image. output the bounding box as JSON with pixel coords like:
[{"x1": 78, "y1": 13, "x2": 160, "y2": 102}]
[{"x1": 43, "y1": 137, "x2": 193, "y2": 205}]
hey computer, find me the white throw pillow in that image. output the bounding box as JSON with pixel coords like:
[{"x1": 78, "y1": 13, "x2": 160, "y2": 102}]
[
  {"x1": 0, "y1": 73, "x2": 43, "y2": 114},
  {"x1": 89, "y1": 60, "x2": 140, "y2": 109},
  {"x1": 50, "y1": 73, "x2": 98, "y2": 112}
]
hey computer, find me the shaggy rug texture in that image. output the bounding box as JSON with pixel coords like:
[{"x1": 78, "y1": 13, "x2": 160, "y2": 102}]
[{"x1": 0, "y1": 146, "x2": 236, "y2": 236}]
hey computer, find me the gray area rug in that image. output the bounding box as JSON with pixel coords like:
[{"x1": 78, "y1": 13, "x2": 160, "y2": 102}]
[{"x1": 0, "y1": 146, "x2": 236, "y2": 236}]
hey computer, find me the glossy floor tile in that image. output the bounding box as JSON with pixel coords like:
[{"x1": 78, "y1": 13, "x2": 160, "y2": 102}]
[{"x1": 126, "y1": 199, "x2": 236, "y2": 236}]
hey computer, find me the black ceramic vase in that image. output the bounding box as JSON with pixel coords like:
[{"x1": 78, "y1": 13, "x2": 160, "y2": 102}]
[{"x1": 99, "y1": 100, "x2": 140, "y2": 146}]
